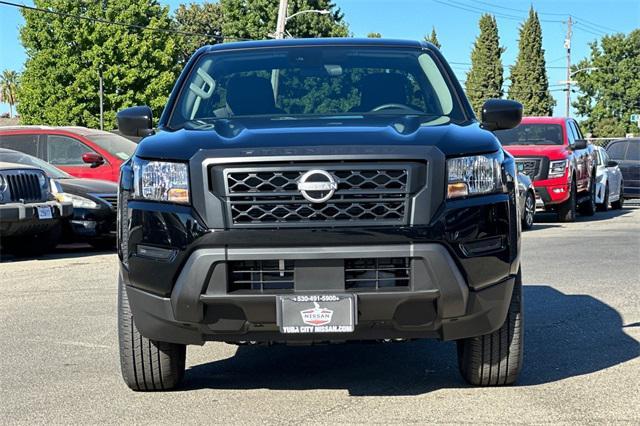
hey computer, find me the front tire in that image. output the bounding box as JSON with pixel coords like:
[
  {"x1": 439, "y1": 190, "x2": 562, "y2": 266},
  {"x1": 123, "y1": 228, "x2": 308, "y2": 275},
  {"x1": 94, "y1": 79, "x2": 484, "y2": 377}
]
[
  {"x1": 118, "y1": 275, "x2": 186, "y2": 391},
  {"x1": 579, "y1": 176, "x2": 597, "y2": 216},
  {"x1": 611, "y1": 185, "x2": 624, "y2": 210},
  {"x1": 521, "y1": 191, "x2": 535, "y2": 230},
  {"x1": 557, "y1": 181, "x2": 576, "y2": 222},
  {"x1": 457, "y1": 270, "x2": 523, "y2": 386}
]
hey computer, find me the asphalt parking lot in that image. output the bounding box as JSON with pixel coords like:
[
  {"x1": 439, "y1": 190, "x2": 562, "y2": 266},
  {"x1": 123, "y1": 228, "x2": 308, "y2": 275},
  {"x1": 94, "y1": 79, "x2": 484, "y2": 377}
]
[{"x1": 1, "y1": 205, "x2": 639, "y2": 424}]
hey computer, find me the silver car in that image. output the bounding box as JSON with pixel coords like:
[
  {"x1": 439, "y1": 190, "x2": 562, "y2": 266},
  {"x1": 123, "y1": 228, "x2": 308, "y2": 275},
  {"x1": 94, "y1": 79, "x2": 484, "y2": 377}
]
[
  {"x1": 594, "y1": 145, "x2": 624, "y2": 211},
  {"x1": 517, "y1": 172, "x2": 536, "y2": 230}
]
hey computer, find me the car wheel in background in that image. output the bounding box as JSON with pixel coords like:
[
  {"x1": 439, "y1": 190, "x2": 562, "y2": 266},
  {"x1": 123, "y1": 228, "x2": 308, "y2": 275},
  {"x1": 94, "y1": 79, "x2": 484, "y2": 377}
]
[
  {"x1": 580, "y1": 176, "x2": 597, "y2": 216},
  {"x1": 557, "y1": 181, "x2": 577, "y2": 222},
  {"x1": 522, "y1": 191, "x2": 535, "y2": 230},
  {"x1": 597, "y1": 184, "x2": 609, "y2": 212},
  {"x1": 457, "y1": 269, "x2": 523, "y2": 386},
  {"x1": 611, "y1": 185, "x2": 624, "y2": 210},
  {"x1": 118, "y1": 275, "x2": 186, "y2": 391}
]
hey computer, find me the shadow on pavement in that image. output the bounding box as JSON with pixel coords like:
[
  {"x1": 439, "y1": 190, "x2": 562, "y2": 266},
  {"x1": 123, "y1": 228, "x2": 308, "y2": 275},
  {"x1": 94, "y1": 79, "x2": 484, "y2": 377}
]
[
  {"x1": 534, "y1": 204, "x2": 635, "y2": 224},
  {"x1": 0, "y1": 243, "x2": 114, "y2": 263},
  {"x1": 182, "y1": 285, "x2": 639, "y2": 395}
]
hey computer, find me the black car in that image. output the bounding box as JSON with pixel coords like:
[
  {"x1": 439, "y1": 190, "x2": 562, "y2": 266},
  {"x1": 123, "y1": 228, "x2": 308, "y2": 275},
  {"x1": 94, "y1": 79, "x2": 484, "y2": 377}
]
[
  {"x1": 115, "y1": 38, "x2": 524, "y2": 390},
  {"x1": 0, "y1": 148, "x2": 117, "y2": 248},
  {"x1": 606, "y1": 138, "x2": 639, "y2": 199},
  {"x1": 0, "y1": 161, "x2": 72, "y2": 255}
]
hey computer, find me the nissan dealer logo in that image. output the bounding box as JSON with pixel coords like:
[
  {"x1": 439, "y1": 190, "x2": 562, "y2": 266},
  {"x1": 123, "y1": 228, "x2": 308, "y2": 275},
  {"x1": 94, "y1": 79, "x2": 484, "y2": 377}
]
[{"x1": 297, "y1": 170, "x2": 337, "y2": 203}]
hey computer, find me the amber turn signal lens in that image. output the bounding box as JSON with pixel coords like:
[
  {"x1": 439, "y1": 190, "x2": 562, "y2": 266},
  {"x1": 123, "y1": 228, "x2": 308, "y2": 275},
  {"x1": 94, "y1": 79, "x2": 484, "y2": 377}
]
[
  {"x1": 447, "y1": 182, "x2": 468, "y2": 199},
  {"x1": 167, "y1": 188, "x2": 190, "y2": 204}
]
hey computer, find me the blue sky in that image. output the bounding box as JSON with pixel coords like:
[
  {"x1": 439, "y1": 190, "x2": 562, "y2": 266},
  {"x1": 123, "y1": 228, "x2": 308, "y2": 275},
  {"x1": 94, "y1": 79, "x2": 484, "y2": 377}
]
[{"x1": 1, "y1": 0, "x2": 638, "y2": 117}]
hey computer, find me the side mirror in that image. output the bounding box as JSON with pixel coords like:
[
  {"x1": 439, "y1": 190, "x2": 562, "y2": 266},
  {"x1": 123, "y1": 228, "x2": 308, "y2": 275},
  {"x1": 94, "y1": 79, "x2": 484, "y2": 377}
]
[
  {"x1": 116, "y1": 106, "x2": 154, "y2": 138},
  {"x1": 82, "y1": 152, "x2": 104, "y2": 168},
  {"x1": 570, "y1": 139, "x2": 588, "y2": 150},
  {"x1": 480, "y1": 99, "x2": 523, "y2": 131},
  {"x1": 607, "y1": 160, "x2": 618, "y2": 167}
]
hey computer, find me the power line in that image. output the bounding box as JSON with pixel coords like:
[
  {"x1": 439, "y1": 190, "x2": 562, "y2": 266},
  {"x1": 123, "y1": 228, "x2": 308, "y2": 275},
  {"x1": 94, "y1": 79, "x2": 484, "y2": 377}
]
[
  {"x1": 433, "y1": 0, "x2": 563, "y2": 23},
  {"x1": 0, "y1": 0, "x2": 223, "y2": 40}
]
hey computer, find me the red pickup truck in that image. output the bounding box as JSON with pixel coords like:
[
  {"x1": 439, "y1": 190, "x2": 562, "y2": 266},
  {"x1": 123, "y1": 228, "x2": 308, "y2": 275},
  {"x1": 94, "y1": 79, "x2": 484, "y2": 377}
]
[{"x1": 495, "y1": 117, "x2": 596, "y2": 222}]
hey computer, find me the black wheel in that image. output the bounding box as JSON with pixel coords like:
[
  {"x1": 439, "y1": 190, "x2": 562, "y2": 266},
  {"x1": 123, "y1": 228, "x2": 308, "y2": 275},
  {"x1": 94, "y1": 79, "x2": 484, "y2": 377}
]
[
  {"x1": 597, "y1": 184, "x2": 609, "y2": 212},
  {"x1": 4, "y1": 224, "x2": 61, "y2": 256},
  {"x1": 457, "y1": 269, "x2": 523, "y2": 386},
  {"x1": 579, "y1": 176, "x2": 597, "y2": 216},
  {"x1": 557, "y1": 181, "x2": 576, "y2": 222},
  {"x1": 118, "y1": 275, "x2": 186, "y2": 391},
  {"x1": 521, "y1": 191, "x2": 535, "y2": 230},
  {"x1": 611, "y1": 185, "x2": 624, "y2": 210}
]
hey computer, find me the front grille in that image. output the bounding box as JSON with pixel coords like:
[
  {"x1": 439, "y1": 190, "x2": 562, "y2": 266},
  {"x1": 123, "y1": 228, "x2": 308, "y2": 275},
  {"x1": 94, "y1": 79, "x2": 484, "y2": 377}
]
[
  {"x1": 515, "y1": 159, "x2": 541, "y2": 179},
  {"x1": 96, "y1": 194, "x2": 118, "y2": 209},
  {"x1": 3, "y1": 171, "x2": 43, "y2": 202},
  {"x1": 345, "y1": 257, "x2": 411, "y2": 289},
  {"x1": 223, "y1": 165, "x2": 413, "y2": 227},
  {"x1": 227, "y1": 257, "x2": 411, "y2": 293},
  {"x1": 228, "y1": 260, "x2": 295, "y2": 292}
]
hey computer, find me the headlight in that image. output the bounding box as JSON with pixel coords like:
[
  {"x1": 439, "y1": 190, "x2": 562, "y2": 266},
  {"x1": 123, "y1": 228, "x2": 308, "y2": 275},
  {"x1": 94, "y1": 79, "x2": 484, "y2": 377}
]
[
  {"x1": 56, "y1": 192, "x2": 98, "y2": 209},
  {"x1": 132, "y1": 158, "x2": 190, "y2": 204},
  {"x1": 447, "y1": 153, "x2": 503, "y2": 199},
  {"x1": 548, "y1": 160, "x2": 568, "y2": 178}
]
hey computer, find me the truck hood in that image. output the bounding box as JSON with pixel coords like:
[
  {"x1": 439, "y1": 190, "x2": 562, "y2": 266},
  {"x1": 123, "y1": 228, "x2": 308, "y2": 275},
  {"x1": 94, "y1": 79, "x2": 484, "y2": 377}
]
[
  {"x1": 134, "y1": 117, "x2": 501, "y2": 161},
  {"x1": 502, "y1": 144, "x2": 569, "y2": 160}
]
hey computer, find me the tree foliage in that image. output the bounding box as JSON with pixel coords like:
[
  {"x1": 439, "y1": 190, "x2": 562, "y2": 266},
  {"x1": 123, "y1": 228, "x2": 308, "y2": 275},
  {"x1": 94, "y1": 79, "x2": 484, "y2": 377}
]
[
  {"x1": 424, "y1": 27, "x2": 441, "y2": 49},
  {"x1": 0, "y1": 70, "x2": 20, "y2": 118},
  {"x1": 367, "y1": 32, "x2": 382, "y2": 38},
  {"x1": 221, "y1": 0, "x2": 349, "y2": 41},
  {"x1": 572, "y1": 30, "x2": 640, "y2": 137},
  {"x1": 508, "y1": 7, "x2": 555, "y2": 116},
  {"x1": 465, "y1": 14, "x2": 504, "y2": 116},
  {"x1": 18, "y1": 0, "x2": 179, "y2": 129},
  {"x1": 174, "y1": 2, "x2": 223, "y2": 64}
]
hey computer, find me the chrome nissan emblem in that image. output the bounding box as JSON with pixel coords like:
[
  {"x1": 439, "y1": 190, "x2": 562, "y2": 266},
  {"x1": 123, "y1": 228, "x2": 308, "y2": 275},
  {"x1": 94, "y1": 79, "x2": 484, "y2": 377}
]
[{"x1": 297, "y1": 170, "x2": 337, "y2": 203}]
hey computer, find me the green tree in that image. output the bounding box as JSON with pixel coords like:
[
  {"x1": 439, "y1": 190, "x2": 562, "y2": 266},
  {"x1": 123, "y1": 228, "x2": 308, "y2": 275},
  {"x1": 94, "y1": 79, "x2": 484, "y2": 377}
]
[
  {"x1": 221, "y1": 0, "x2": 349, "y2": 41},
  {"x1": 18, "y1": 0, "x2": 180, "y2": 129},
  {"x1": 465, "y1": 14, "x2": 504, "y2": 116},
  {"x1": 0, "y1": 70, "x2": 20, "y2": 118},
  {"x1": 424, "y1": 27, "x2": 441, "y2": 49},
  {"x1": 573, "y1": 30, "x2": 640, "y2": 137},
  {"x1": 367, "y1": 32, "x2": 382, "y2": 38},
  {"x1": 508, "y1": 7, "x2": 555, "y2": 116},
  {"x1": 174, "y1": 2, "x2": 223, "y2": 64}
]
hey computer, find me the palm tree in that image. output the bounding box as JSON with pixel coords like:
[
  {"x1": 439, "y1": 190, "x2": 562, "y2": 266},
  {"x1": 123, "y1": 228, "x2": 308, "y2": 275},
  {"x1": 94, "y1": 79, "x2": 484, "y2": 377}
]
[{"x1": 0, "y1": 70, "x2": 20, "y2": 118}]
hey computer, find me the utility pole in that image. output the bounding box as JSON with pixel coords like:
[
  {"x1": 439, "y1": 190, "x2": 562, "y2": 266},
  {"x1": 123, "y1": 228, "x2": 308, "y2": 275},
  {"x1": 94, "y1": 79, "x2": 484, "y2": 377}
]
[
  {"x1": 98, "y1": 66, "x2": 104, "y2": 131},
  {"x1": 564, "y1": 15, "x2": 573, "y2": 117},
  {"x1": 275, "y1": 0, "x2": 288, "y2": 40}
]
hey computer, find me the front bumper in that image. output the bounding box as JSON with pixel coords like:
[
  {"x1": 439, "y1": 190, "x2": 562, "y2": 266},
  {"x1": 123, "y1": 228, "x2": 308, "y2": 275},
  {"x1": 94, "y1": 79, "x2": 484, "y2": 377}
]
[
  {"x1": 123, "y1": 243, "x2": 516, "y2": 345},
  {"x1": 0, "y1": 200, "x2": 72, "y2": 236},
  {"x1": 534, "y1": 179, "x2": 570, "y2": 206},
  {"x1": 120, "y1": 192, "x2": 520, "y2": 345},
  {"x1": 64, "y1": 206, "x2": 116, "y2": 241}
]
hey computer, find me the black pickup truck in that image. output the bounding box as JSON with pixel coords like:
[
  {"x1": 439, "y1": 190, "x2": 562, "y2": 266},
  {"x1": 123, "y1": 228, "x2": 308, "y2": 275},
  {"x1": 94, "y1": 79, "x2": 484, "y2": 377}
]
[{"x1": 116, "y1": 38, "x2": 524, "y2": 391}]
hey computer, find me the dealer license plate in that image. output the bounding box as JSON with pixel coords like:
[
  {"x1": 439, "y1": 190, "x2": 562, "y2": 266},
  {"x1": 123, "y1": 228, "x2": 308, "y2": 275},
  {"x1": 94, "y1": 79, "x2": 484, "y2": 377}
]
[
  {"x1": 277, "y1": 294, "x2": 356, "y2": 334},
  {"x1": 37, "y1": 206, "x2": 53, "y2": 220}
]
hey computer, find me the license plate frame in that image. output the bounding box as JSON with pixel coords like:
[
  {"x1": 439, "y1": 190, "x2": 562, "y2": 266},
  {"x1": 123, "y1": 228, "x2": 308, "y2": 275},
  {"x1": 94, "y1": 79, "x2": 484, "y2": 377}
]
[
  {"x1": 37, "y1": 206, "x2": 53, "y2": 220},
  {"x1": 276, "y1": 294, "x2": 356, "y2": 334}
]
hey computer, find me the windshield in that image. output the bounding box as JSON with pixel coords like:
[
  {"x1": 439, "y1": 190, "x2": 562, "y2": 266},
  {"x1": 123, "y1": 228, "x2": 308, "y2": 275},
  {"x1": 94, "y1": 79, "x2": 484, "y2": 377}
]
[
  {"x1": 495, "y1": 124, "x2": 564, "y2": 146},
  {"x1": 85, "y1": 133, "x2": 136, "y2": 160},
  {"x1": 0, "y1": 150, "x2": 71, "y2": 178},
  {"x1": 168, "y1": 46, "x2": 465, "y2": 129}
]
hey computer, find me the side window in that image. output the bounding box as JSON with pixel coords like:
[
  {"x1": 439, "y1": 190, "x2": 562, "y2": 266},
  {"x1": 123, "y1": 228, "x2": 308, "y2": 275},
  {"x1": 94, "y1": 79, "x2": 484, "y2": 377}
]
[
  {"x1": 626, "y1": 142, "x2": 639, "y2": 161},
  {"x1": 607, "y1": 142, "x2": 627, "y2": 160},
  {"x1": 565, "y1": 122, "x2": 576, "y2": 145},
  {"x1": 571, "y1": 120, "x2": 584, "y2": 139},
  {"x1": 46, "y1": 135, "x2": 97, "y2": 166},
  {"x1": 0, "y1": 134, "x2": 40, "y2": 157},
  {"x1": 595, "y1": 149, "x2": 602, "y2": 165},
  {"x1": 601, "y1": 150, "x2": 610, "y2": 164}
]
